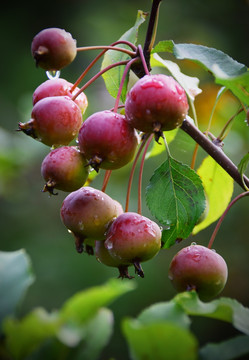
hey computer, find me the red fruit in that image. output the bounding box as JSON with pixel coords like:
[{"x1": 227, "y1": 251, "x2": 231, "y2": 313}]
[
  {"x1": 18, "y1": 96, "x2": 82, "y2": 147},
  {"x1": 168, "y1": 244, "x2": 228, "y2": 301},
  {"x1": 95, "y1": 240, "x2": 132, "y2": 279},
  {"x1": 125, "y1": 74, "x2": 189, "y2": 136},
  {"x1": 31, "y1": 28, "x2": 77, "y2": 70},
  {"x1": 41, "y1": 146, "x2": 89, "y2": 195},
  {"x1": 32, "y1": 78, "x2": 88, "y2": 114},
  {"x1": 60, "y1": 186, "x2": 123, "y2": 253},
  {"x1": 105, "y1": 212, "x2": 162, "y2": 277},
  {"x1": 78, "y1": 110, "x2": 139, "y2": 171}
]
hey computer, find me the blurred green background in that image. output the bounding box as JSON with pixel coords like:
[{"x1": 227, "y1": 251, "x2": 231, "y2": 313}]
[{"x1": 0, "y1": 0, "x2": 249, "y2": 359}]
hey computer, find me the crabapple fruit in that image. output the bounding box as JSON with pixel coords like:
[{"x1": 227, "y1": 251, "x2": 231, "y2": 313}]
[
  {"x1": 104, "y1": 212, "x2": 162, "y2": 277},
  {"x1": 78, "y1": 110, "x2": 139, "y2": 171},
  {"x1": 31, "y1": 28, "x2": 77, "y2": 70},
  {"x1": 60, "y1": 186, "x2": 123, "y2": 254},
  {"x1": 41, "y1": 146, "x2": 89, "y2": 195},
  {"x1": 32, "y1": 78, "x2": 88, "y2": 114},
  {"x1": 95, "y1": 240, "x2": 132, "y2": 279},
  {"x1": 168, "y1": 244, "x2": 228, "y2": 301},
  {"x1": 18, "y1": 96, "x2": 82, "y2": 147},
  {"x1": 125, "y1": 74, "x2": 189, "y2": 136}
]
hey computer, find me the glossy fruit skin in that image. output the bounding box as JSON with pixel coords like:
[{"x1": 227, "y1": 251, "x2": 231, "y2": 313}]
[
  {"x1": 169, "y1": 244, "x2": 228, "y2": 301},
  {"x1": 60, "y1": 186, "x2": 123, "y2": 242},
  {"x1": 18, "y1": 96, "x2": 82, "y2": 147},
  {"x1": 41, "y1": 146, "x2": 89, "y2": 194},
  {"x1": 125, "y1": 74, "x2": 189, "y2": 134},
  {"x1": 78, "y1": 110, "x2": 139, "y2": 171},
  {"x1": 31, "y1": 28, "x2": 77, "y2": 70},
  {"x1": 95, "y1": 240, "x2": 132, "y2": 279},
  {"x1": 104, "y1": 212, "x2": 162, "y2": 265},
  {"x1": 32, "y1": 78, "x2": 88, "y2": 114}
]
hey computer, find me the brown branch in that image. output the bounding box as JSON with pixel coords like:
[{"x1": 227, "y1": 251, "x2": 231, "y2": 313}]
[{"x1": 180, "y1": 118, "x2": 249, "y2": 190}]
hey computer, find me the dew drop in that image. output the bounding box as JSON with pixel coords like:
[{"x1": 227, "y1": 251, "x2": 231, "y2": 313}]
[
  {"x1": 105, "y1": 240, "x2": 113, "y2": 250},
  {"x1": 46, "y1": 70, "x2": 61, "y2": 80},
  {"x1": 191, "y1": 242, "x2": 197, "y2": 246},
  {"x1": 68, "y1": 229, "x2": 72, "y2": 234}
]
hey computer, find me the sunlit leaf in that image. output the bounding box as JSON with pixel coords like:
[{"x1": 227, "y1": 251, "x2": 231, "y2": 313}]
[
  {"x1": 146, "y1": 157, "x2": 205, "y2": 248},
  {"x1": 73, "y1": 308, "x2": 113, "y2": 360},
  {"x1": 150, "y1": 53, "x2": 202, "y2": 101},
  {"x1": 101, "y1": 10, "x2": 147, "y2": 102},
  {"x1": 192, "y1": 156, "x2": 234, "y2": 235},
  {"x1": 0, "y1": 250, "x2": 34, "y2": 331},
  {"x1": 152, "y1": 41, "x2": 249, "y2": 105},
  {"x1": 122, "y1": 318, "x2": 198, "y2": 360},
  {"x1": 60, "y1": 278, "x2": 135, "y2": 324},
  {"x1": 3, "y1": 308, "x2": 60, "y2": 359},
  {"x1": 199, "y1": 335, "x2": 249, "y2": 360}
]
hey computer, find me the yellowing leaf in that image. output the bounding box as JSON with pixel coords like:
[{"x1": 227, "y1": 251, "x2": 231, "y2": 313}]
[{"x1": 192, "y1": 156, "x2": 234, "y2": 235}]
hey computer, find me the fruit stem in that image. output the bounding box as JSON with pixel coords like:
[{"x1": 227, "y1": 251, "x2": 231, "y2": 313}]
[
  {"x1": 216, "y1": 107, "x2": 244, "y2": 141},
  {"x1": 125, "y1": 134, "x2": 150, "y2": 212},
  {"x1": 71, "y1": 60, "x2": 130, "y2": 101},
  {"x1": 101, "y1": 170, "x2": 112, "y2": 192},
  {"x1": 76, "y1": 45, "x2": 136, "y2": 58},
  {"x1": 208, "y1": 191, "x2": 249, "y2": 249},
  {"x1": 71, "y1": 40, "x2": 137, "y2": 92},
  {"x1": 191, "y1": 143, "x2": 199, "y2": 169},
  {"x1": 137, "y1": 44, "x2": 151, "y2": 76},
  {"x1": 113, "y1": 57, "x2": 139, "y2": 112},
  {"x1": 180, "y1": 117, "x2": 249, "y2": 190},
  {"x1": 162, "y1": 133, "x2": 172, "y2": 158},
  {"x1": 137, "y1": 133, "x2": 154, "y2": 215}
]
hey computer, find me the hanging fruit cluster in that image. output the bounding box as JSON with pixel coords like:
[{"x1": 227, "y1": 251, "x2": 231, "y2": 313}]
[{"x1": 18, "y1": 23, "x2": 230, "y2": 300}]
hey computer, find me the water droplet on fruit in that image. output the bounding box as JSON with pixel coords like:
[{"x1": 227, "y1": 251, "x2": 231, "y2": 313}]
[
  {"x1": 46, "y1": 70, "x2": 61, "y2": 80},
  {"x1": 105, "y1": 240, "x2": 113, "y2": 250},
  {"x1": 191, "y1": 242, "x2": 197, "y2": 246}
]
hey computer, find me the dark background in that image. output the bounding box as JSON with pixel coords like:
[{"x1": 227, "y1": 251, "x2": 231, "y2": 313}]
[{"x1": 0, "y1": 0, "x2": 249, "y2": 359}]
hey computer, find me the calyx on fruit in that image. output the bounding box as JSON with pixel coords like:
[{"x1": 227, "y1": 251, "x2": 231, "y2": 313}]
[
  {"x1": 41, "y1": 146, "x2": 89, "y2": 195},
  {"x1": 78, "y1": 110, "x2": 139, "y2": 172},
  {"x1": 18, "y1": 96, "x2": 82, "y2": 147},
  {"x1": 60, "y1": 186, "x2": 123, "y2": 254},
  {"x1": 31, "y1": 28, "x2": 77, "y2": 70},
  {"x1": 104, "y1": 212, "x2": 162, "y2": 277}
]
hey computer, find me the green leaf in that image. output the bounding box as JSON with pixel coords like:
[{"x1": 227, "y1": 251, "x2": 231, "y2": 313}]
[
  {"x1": 146, "y1": 157, "x2": 206, "y2": 248},
  {"x1": 145, "y1": 129, "x2": 178, "y2": 159},
  {"x1": 60, "y1": 278, "x2": 135, "y2": 324},
  {"x1": 238, "y1": 152, "x2": 249, "y2": 191},
  {"x1": 3, "y1": 308, "x2": 60, "y2": 359},
  {"x1": 192, "y1": 156, "x2": 234, "y2": 235},
  {"x1": 73, "y1": 308, "x2": 113, "y2": 360},
  {"x1": 122, "y1": 318, "x2": 198, "y2": 360},
  {"x1": 152, "y1": 41, "x2": 249, "y2": 105},
  {"x1": 199, "y1": 335, "x2": 249, "y2": 360},
  {"x1": 137, "y1": 301, "x2": 191, "y2": 329},
  {"x1": 101, "y1": 10, "x2": 147, "y2": 102},
  {"x1": 0, "y1": 250, "x2": 34, "y2": 331},
  {"x1": 174, "y1": 291, "x2": 249, "y2": 335},
  {"x1": 150, "y1": 53, "x2": 202, "y2": 101}
]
